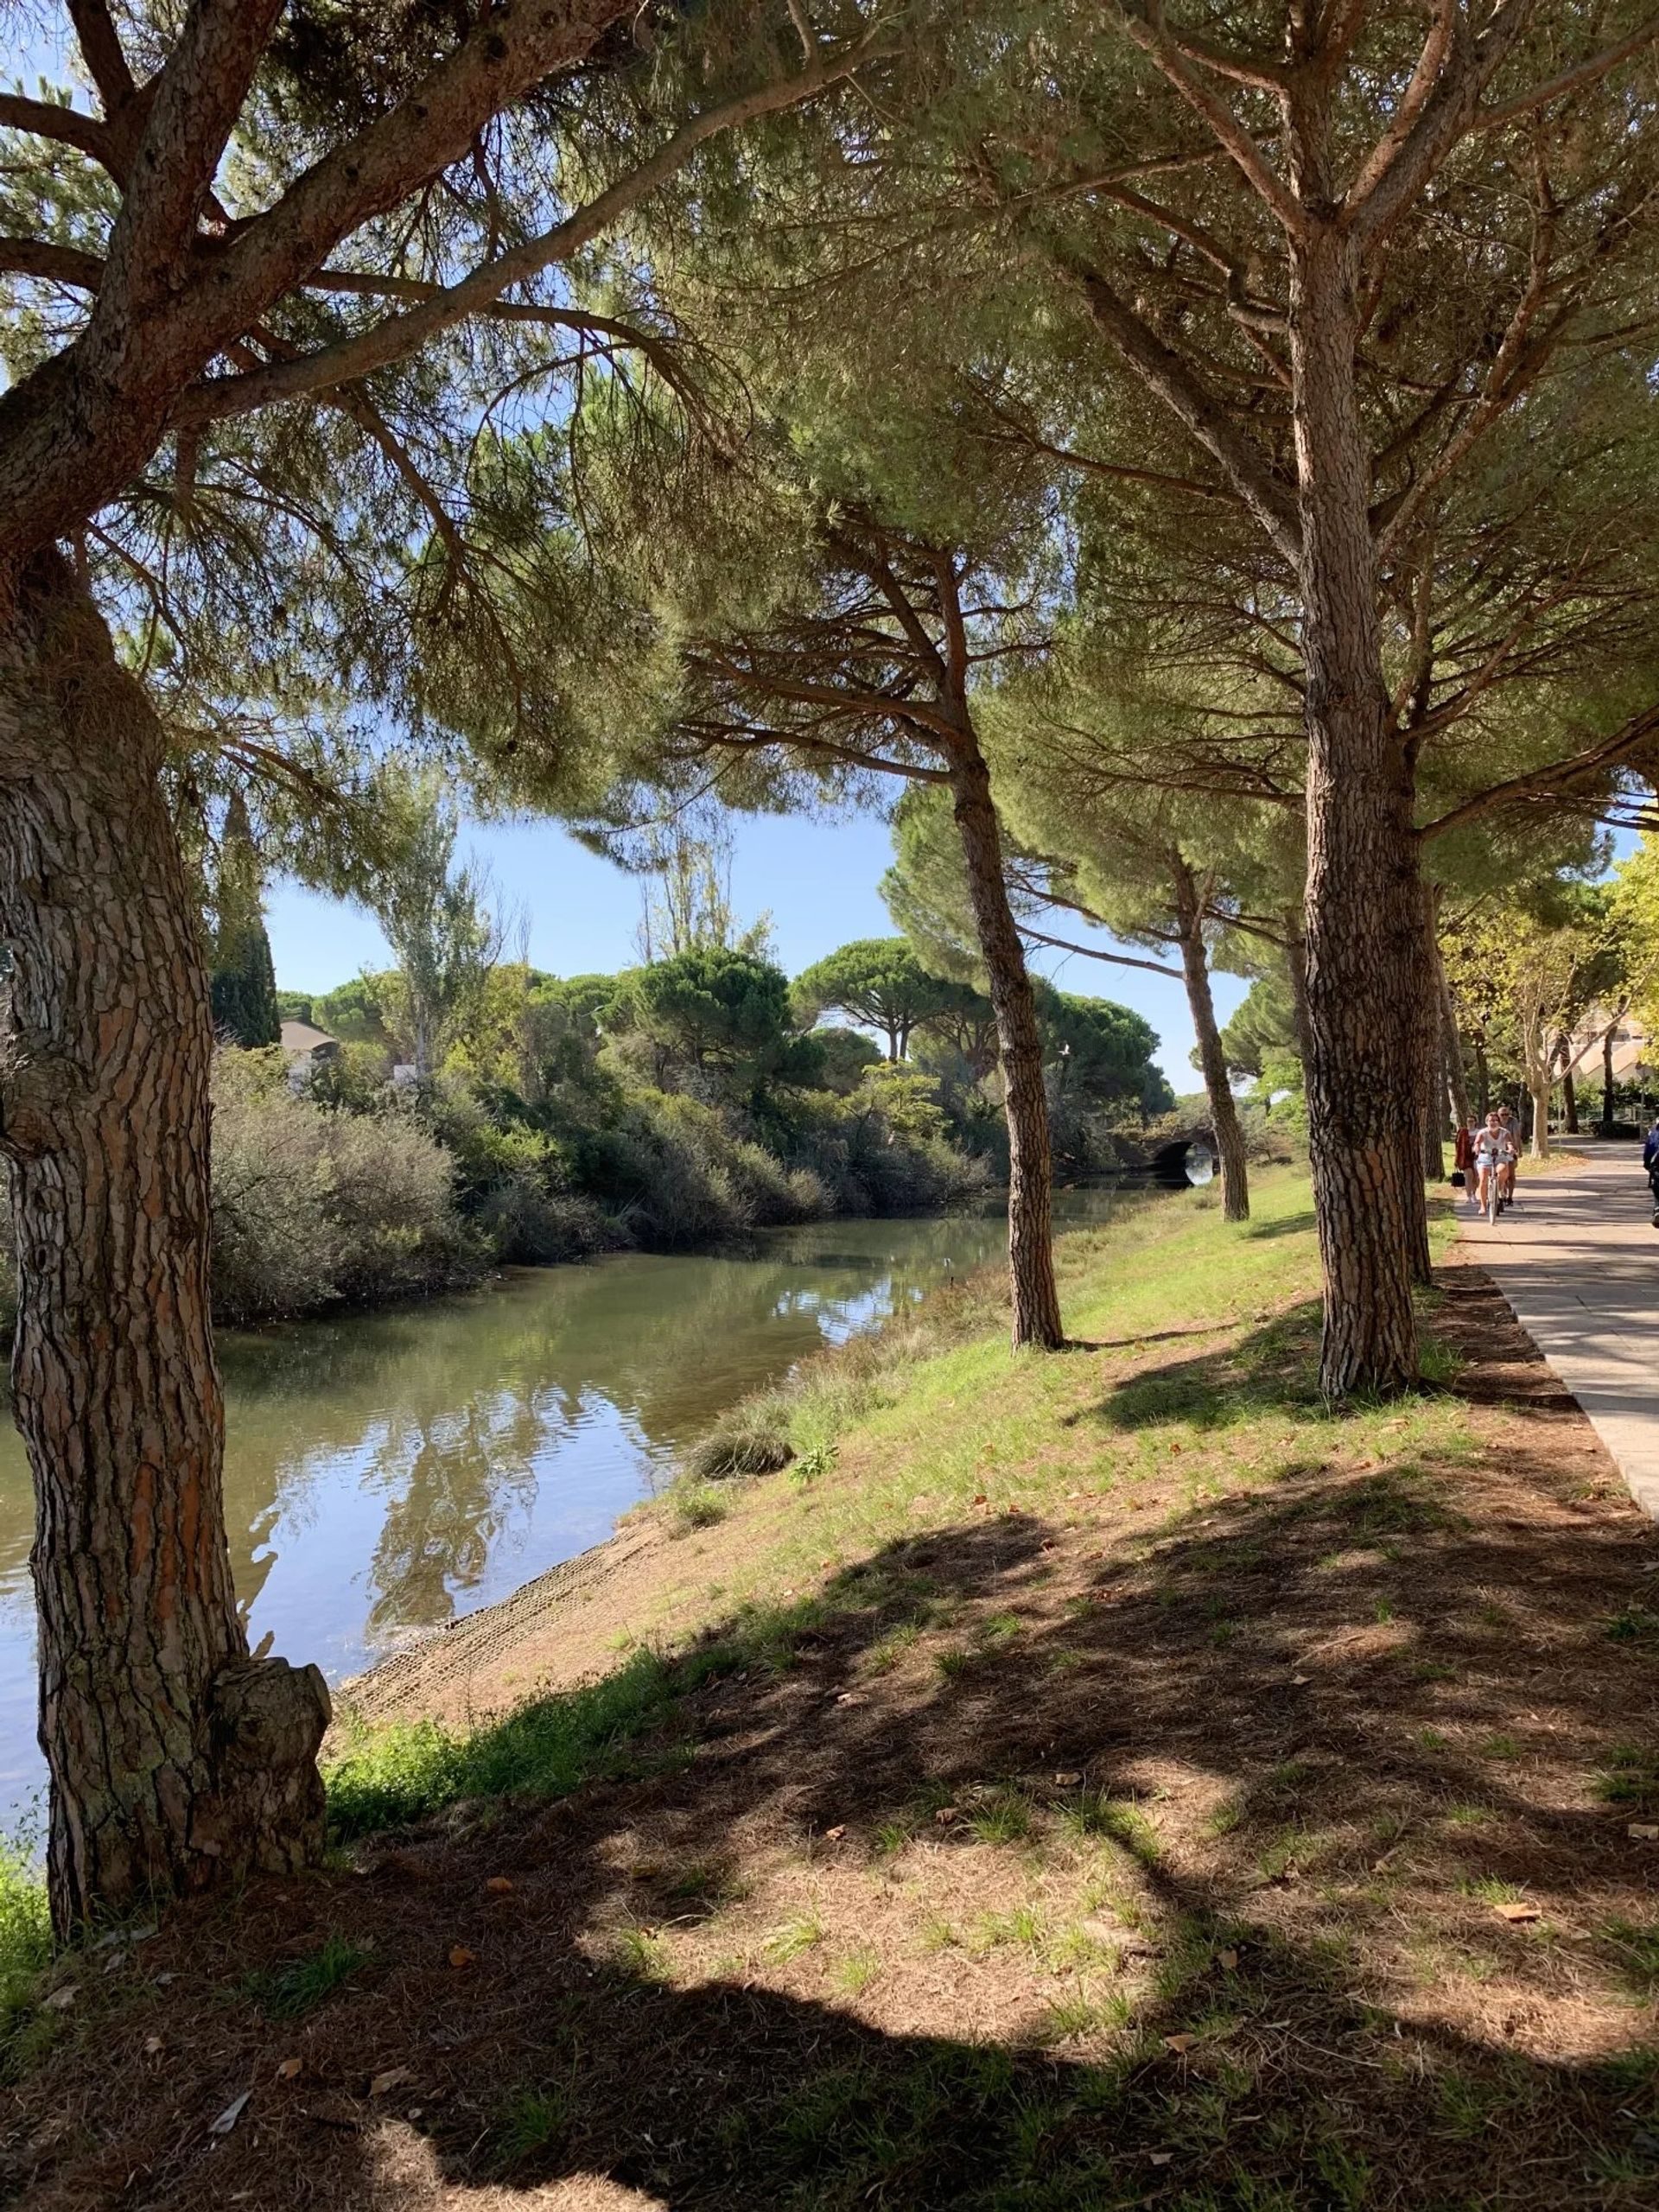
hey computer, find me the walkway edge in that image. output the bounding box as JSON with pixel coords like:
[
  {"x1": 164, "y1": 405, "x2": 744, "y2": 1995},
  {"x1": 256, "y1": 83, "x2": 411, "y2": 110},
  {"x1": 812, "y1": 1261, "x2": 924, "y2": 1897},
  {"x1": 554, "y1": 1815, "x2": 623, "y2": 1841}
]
[{"x1": 1458, "y1": 1145, "x2": 1659, "y2": 1524}]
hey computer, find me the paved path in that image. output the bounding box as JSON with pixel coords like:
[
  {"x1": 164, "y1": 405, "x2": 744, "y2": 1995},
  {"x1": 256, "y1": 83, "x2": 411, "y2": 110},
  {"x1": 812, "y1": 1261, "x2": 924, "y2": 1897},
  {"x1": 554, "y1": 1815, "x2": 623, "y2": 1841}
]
[{"x1": 1468, "y1": 1141, "x2": 1659, "y2": 1519}]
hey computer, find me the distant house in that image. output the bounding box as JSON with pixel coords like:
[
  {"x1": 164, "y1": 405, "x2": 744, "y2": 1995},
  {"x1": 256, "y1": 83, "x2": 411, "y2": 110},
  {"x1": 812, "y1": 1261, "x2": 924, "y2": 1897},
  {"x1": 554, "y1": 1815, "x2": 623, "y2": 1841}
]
[
  {"x1": 279, "y1": 1020, "x2": 340, "y2": 1084},
  {"x1": 1560, "y1": 1006, "x2": 1656, "y2": 1103}
]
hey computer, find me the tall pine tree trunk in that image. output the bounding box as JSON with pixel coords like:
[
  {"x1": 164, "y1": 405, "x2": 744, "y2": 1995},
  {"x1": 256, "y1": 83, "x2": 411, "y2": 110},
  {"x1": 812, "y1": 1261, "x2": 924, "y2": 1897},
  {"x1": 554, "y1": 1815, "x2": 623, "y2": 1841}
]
[
  {"x1": 1284, "y1": 918, "x2": 1313, "y2": 1066},
  {"x1": 1436, "y1": 940, "x2": 1471, "y2": 1135},
  {"x1": 1172, "y1": 859, "x2": 1248, "y2": 1223},
  {"x1": 947, "y1": 739, "x2": 1064, "y2": 1351},
  {"x1": 1288, "y1": 223, "x2": 1422, "y2": 1393},
  {"x1": 0, "y1": 550, "x2": 328, "y2": 1933}
]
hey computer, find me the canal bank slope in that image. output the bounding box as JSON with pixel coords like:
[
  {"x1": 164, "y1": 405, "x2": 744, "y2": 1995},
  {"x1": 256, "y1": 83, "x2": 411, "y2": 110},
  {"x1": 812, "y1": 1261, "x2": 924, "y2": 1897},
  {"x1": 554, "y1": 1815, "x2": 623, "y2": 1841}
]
[{"x1": 11, "y1": 1171, "x2": 1659, "y2": 2212}]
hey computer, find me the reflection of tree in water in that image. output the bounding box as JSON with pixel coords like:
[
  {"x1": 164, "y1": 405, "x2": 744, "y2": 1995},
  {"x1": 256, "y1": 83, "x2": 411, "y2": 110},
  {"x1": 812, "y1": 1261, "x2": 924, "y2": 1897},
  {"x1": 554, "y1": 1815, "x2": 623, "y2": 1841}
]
[
  {"x1": 187, "y1": 1209, "x2": 1066, "y2": 1638},
  {"x1": 360, "y1": 1398, "x2": 540, "y2": 1637},
  {"x1": 3, "y1": 1205, "x2": 1102, "y2": 1624}
]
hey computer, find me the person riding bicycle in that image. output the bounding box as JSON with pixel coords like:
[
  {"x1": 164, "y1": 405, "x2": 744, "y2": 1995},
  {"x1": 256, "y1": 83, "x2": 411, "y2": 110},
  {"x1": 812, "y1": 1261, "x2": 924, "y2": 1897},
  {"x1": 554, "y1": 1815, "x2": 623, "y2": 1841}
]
[
  {"x1": 1473, "y1": 1111, "x2": 1516, "y2": 1217},
  {"x1": 1644, "y1": 1116, "x2": 1659, "y2": 1207}
]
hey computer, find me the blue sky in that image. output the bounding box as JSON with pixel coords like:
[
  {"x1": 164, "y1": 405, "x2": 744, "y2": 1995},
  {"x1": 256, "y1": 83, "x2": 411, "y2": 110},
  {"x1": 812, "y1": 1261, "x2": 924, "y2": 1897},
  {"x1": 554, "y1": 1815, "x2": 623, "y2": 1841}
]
[{"x1": 267, "y1": 807, "x2": 1244, "y2": 1089}]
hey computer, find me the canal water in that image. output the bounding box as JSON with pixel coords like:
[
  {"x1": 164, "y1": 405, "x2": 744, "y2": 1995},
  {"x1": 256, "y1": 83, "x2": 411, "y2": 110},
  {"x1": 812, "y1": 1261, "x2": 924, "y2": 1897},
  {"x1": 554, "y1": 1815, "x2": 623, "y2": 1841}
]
[{"x1": 0, "y1": 1195, "x2": 1120, "y2": 1827}]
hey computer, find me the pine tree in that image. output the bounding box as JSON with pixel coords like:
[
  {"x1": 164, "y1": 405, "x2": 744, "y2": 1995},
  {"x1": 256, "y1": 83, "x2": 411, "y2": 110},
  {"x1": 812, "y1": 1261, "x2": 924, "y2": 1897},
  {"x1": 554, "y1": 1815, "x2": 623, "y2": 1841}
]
[
  {"x1": 0, "y1": 2, "x2": 888, "y2": 1929},
  {"x1": 207, "y1": 793, "x2": 281, "y2": 1049}
]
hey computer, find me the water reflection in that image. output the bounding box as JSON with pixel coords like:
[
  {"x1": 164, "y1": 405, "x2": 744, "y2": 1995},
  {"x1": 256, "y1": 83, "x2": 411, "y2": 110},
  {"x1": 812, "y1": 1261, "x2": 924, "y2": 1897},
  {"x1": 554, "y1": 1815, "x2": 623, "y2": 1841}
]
[{"x1": 0, "y1": 1198, "x2": 1116, "y2": 1820}]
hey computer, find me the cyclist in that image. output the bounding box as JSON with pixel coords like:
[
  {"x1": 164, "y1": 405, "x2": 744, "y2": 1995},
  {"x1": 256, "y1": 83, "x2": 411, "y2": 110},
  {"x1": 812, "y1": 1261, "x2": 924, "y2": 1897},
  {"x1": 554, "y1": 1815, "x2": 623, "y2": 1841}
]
[{"x1": 1473, "y1": 1111, "x2": 1516, "y2": 1218}]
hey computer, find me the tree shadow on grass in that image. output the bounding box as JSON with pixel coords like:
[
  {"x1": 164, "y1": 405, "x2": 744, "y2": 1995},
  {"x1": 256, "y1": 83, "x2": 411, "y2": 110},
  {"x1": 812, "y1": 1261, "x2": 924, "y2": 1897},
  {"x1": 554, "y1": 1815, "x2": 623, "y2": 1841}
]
[
  {"x1": 1242, "y1": 1208, "x2": 1319, "y2": 1240},
  {"x1": 1066, "y1": 1300, "x2": 1327, "y2": 1433},
  {"x1": 12, "y1": 1317, "x2": 1659, "y2": 2210}
]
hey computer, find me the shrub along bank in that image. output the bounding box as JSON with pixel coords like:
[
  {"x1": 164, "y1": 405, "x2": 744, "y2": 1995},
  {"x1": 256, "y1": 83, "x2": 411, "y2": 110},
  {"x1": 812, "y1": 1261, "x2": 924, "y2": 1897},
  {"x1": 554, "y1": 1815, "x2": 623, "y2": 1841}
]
[
  {"x1": 0, "y1": 947, "x2": 1170, "y2": 1333},
  {"x1": 171, "y1": 944, "x2": 1162, "y2": 1325}
]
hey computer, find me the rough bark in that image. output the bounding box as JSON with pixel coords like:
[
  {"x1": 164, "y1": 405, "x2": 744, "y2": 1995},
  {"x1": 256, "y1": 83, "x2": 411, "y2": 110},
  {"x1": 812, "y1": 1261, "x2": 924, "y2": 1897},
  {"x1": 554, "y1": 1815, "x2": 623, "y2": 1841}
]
[
  {"x1": 1172, "y1": 860, "x2": 1249, "y2": 1223},
  {"x1": 947, "y1": 741, "x2": 1064, "y2": 1351},
  {"x1": 1287, "y1": 220, "x2": 1422, "y2": 1392},
  {"x1": 1562, "y1": 1065, "x2": 1579, "y2": 1135},
  {"x1": 1284, "y1": 919, "x2": 1313, "y2": 1067},
  {"x1": 0, "y1": 550, "x2": 328, "y2": 1932},
  {"x1": 1436, "y1": 940, "x2": 1471, "y2": 1134}
]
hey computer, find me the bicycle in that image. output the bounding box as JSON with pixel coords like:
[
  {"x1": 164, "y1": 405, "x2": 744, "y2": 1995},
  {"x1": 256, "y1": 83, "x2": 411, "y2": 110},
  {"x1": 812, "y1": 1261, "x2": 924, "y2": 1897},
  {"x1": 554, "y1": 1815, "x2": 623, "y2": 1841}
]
[
  {"x1": 1485, "y1": 1158, "x2": 1503, "y2": 1227},
  {"x1": 1480, "y1": 1148, "x2": 1514, "y2": 1227}
]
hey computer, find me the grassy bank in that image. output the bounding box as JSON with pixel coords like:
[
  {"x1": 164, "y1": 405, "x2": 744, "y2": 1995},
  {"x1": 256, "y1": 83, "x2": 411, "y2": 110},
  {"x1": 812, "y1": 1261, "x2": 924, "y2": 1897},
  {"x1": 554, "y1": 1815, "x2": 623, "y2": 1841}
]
[{"x1": 8, "y1": 1172, "x2": 1659, "y2": 2211}]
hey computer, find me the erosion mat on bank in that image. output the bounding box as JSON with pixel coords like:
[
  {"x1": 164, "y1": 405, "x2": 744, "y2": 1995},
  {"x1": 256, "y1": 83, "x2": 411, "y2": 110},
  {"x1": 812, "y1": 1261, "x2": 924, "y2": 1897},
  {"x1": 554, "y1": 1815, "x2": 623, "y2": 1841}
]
[{"x1": 5, "y1": 1171, "x2": 1659, "y2": 2211}]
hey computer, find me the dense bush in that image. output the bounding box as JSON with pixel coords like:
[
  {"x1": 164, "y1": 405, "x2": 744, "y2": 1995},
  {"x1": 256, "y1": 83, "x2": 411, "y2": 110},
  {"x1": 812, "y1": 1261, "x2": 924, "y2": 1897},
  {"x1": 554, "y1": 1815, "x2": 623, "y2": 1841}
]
[
  {"x1": 211, "y1": 1052, "x2": 482, "y2": 1323},
  {"x1": 0, "y1": 931, "x2": 1155, "y2": 1340}
]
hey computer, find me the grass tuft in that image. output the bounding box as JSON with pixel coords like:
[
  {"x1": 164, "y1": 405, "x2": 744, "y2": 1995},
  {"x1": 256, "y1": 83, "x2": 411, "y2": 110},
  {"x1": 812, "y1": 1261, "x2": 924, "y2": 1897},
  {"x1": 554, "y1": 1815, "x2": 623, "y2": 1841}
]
[
  {"x1": 685, "y1": 1408, "x2": 795, "y2": 1481},
  {"x1": 244, "y1": 1934, "x2": 372, "y2": 2019},
  {"x1": 1062, "y1": 1790, "x2": 1160, "y2": 1860},
  {"x1": 667, "y1": 1482, "x2": 728, "y2": 1534},
  {"x1": 1597, "y1": 1744, "x2": 1659, "y2": 1811},
  {"x1": 831, "y1": 1943, "x2": 883, "y2": 1996},
  {"x1": 493, "y1": 2082, "x2": 571, "y2": 2171},
  {"x1": 765, "y1": 1910, "x2": 826, "y2": 1964}
]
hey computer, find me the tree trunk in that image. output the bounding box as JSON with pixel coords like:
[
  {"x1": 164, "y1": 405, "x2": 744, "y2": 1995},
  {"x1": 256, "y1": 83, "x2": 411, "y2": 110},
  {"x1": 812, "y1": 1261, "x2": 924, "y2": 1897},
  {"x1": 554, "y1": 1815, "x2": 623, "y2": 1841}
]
[
  {"x1": 1284, "y1": 918, "x2": 1313, "y2": 1066},
  {"x1": 1473, "y1": 1034, "x2": 1491, "y2": 1120},
  {"x1": 947, "y1": 739, "x2": 1064, "y2": 1351},
  {"x1": 1173, "y1": 860, "x2": 1248, "y2": 1222},
  {"x1": 0, "y1": 549, "x2": 328, "y2": 1933},
  {"x1": 1417, "y1": 888, "x2": 1444, "y2": 1199},
  {"x1": 1529, "y1": 1071, "x2": 1551, "y2": 1160},
  {"x1": 1562, "y1": 1065, "x2": 1579, "y2": 1135},
  {"x1": 1421, "y1": 1044, "x2": 1445, "y2": 1184},
  {"x1": 1288, "y1": 223, "x2": 1422, "y2": 1392},
  {"x1": 1436, "y1": 943, "x2": 1471, "y2": 1135},
  {"x1": 1603, "y1": 1016, "x2": 1621, "y2": 1131}
]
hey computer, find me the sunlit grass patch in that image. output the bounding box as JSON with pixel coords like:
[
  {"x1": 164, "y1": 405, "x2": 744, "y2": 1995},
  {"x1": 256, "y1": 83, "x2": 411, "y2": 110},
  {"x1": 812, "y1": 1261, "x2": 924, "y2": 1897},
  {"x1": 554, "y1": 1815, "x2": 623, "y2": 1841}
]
[
  {"x1": 1442, "y1": 1800, "x2": 1494, "y2": 1829},
  {"x1": 764, "y1": 1909, "x2": 826, "y2": 1964},
  {"x1": 1204, "y1": 1794, "x2": 1247, "y2": 1838},
  {"x1": 667, "y1": 1482, "x2": 728, "y2": 1533},
  {"x1": 1037, "y1": 1985, "x2": 1135, "y2": 2044},
  {"x1": 326, "y1": 1649, "x2": 684, "y2": 1833},
  {"x1": 1060, "y1": 1790, "x2": 1160, "y2": 1861},
  {"x1": 969, "y1": 1903, "x2": 1045, "y2": 1955},
  {"x1": 830, "y1": 1943, "x2": 883, "y2": 1997},
  {"x1": 611, "y1": 1924, "x2": 672, "y2": 1983},
  {"x1": 964, "y1": 1788, "x2": 1032, "y2": 1846},
  {"x1": 327, "y1": 1599, "x2": 830, "y2": 1834}
]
